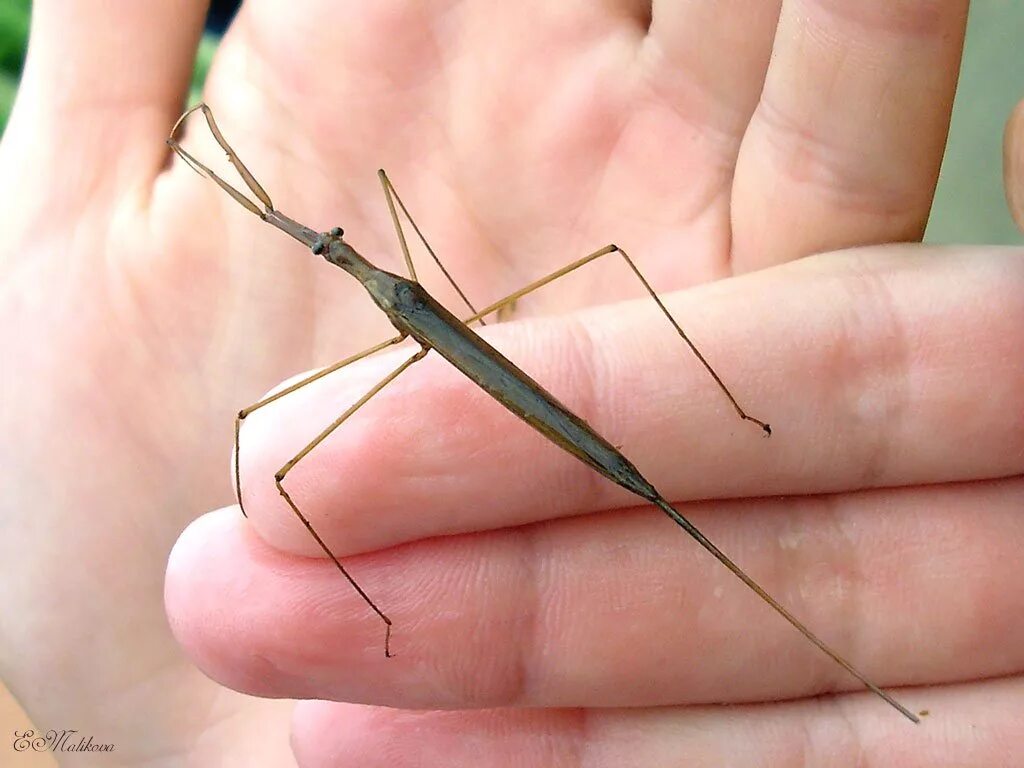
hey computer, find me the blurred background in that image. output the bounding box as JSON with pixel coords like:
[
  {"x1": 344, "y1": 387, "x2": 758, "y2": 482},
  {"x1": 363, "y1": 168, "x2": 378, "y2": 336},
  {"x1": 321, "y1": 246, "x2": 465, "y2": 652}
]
[{"x1": 0, "y1": 1, "x2": 1021, "y2": 764}]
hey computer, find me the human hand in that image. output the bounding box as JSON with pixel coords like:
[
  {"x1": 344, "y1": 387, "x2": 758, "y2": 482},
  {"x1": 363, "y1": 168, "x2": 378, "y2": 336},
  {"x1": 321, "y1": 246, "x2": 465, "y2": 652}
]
[
  {"x1": 4, "y1": 1, "x2": 1007, "y2": 766},
  {"x1": 170, "y1": 247, "x2": 1024, "y2": 766},
  {"x1": 165, "y1": 1, "x2": 1016, "y2": 765}
]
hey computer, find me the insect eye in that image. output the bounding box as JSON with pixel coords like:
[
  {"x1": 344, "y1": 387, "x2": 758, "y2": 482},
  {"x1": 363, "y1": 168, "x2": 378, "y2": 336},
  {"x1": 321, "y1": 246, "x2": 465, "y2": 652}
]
[
  {"x1": 329, "y1": 226, "x2": 344, "y2": 237},
  {"x1": 311, "y1": 237, "x2": 325, "y2": 255}
]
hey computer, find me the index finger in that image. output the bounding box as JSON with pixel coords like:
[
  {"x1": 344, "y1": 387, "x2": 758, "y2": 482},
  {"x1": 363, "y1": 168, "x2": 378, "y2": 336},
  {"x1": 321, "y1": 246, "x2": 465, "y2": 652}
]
[{"x1": 238, "y1": 245, "x2": 1024, "y2": 557}]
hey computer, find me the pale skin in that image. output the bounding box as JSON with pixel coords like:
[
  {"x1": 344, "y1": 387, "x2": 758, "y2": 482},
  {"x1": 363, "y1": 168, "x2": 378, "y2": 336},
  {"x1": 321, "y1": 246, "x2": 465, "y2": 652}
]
[{"x1": 1, "y1": 1, "x2": 1022, "y2": 766}]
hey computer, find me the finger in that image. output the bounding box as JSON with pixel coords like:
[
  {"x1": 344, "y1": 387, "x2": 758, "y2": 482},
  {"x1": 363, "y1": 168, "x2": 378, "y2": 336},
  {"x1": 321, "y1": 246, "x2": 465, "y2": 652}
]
[
  {"x1": 166, "y1": 478, "x2": 1024, "y2": 707},
  {"x1": 645, "y1": 0, "x2": 781, "y2": 149},
  {"x1": 732, "y1": 0, "x2": 969, "y2": 271},
  {"x1": 1004, "y1": 98, "x2": 1024, "y2": 231},
  {"x1": 235, "y1": 247, "x2": 1024, "y2": 557},
  {"x1": 8, "y1": 0, "x2": 209, "y2": 193},
  {"x1": 290, "y1": 676, "x2": 1022, "y2": 768}
]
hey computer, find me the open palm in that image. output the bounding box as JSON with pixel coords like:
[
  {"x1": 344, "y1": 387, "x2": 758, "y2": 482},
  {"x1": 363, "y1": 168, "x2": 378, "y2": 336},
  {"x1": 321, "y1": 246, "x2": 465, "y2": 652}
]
[{"x1": 4, "y1": 1, "x2": 1022, "y2": 766}]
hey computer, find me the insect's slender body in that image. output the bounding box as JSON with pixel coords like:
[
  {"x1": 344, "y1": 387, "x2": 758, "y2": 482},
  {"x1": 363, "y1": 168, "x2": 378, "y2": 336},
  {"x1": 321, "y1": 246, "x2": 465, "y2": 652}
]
[
  {"x1": 167, "y1": 103, "x2": 920, "y2": 723},
  {"x1": 330, "y1": 238, "x2": 657, "y2": 499},
  {"x1": 318, "y1": 232, "x2": 917, "y2": 722}
]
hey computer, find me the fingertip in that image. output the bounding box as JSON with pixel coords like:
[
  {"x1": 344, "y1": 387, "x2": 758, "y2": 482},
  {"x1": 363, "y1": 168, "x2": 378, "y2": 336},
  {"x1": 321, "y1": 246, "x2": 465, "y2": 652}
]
[
  {"x1": 165, "y1": 505, "x2": 316, "y2": 701},
  {"x1": 290, "y1": 701, "x2": 379, "y2": 767},
  {"x1": 164, "y1": 506, "x2": 248, "y2": 660},
  {"x1": 1004, "y1": 98, "x2": 1024, "y2": 232},
  {"x1": 166, "y1": 506, "x2": 242, "y2": 583}
]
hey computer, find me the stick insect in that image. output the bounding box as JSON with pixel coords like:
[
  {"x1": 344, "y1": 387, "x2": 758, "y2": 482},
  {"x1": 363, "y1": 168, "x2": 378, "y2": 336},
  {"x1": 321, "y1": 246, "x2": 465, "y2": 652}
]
[{"x1": 167, "y1": 103, "x2": 919, "y2": 724}]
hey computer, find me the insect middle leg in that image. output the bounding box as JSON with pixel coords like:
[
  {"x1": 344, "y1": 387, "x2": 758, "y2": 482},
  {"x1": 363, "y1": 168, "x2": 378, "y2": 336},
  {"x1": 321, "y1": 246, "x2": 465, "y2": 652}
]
[
  {"x1": 274, "y1": 346, "x2": 430, "y2": 658},
  {"x1": 372, "y1": 173, "x2": 767, "y2": 433},
  {"x1": 462, "y1": 245, "x2": 771, "y2": 435},
  {"x1": 377, "y1": 169, "x2": 487, "y2": 325}
]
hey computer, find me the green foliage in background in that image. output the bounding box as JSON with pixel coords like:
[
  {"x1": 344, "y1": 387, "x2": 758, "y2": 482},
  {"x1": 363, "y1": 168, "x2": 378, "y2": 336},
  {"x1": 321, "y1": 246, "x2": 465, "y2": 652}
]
[
  {"x1": 0, "y1": 2, "x2": 217, "y2": 135},
  {"x1": 191, "y1": 34, "x2": 218, "y2": 104},
  {"x1": 0, "y1": 0, "x2": 29, "y2": 72},
  {"x1": 0, "y1": 0, "x2": 30, "y2": 129}
]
